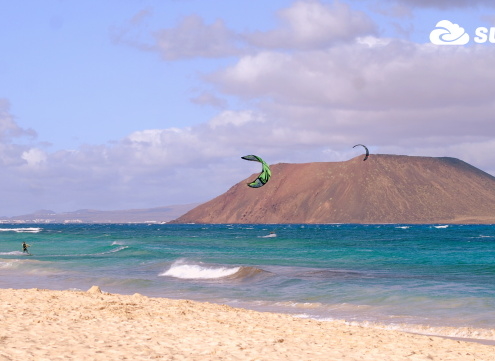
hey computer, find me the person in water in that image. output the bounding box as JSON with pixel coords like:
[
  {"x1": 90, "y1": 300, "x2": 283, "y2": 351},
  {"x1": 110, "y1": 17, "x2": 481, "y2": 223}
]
[{"x1": 22, "y1": 241, "x2": 30, "y2": 253}]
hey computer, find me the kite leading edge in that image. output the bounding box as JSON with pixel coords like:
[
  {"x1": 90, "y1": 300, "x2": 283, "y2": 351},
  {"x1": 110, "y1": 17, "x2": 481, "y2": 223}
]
[
  {"x1": 241, "y1": 155, "x2": 271, "y2": 188},
  {"x1": 353, "y1": 144, "x2": 369, "y2": 161}
]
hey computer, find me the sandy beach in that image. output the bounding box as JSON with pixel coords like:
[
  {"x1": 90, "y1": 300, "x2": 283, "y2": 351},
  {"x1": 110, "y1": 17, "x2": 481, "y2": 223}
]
[{"x1": 0, "y1": 287, "x2": 493, "y2": 360}]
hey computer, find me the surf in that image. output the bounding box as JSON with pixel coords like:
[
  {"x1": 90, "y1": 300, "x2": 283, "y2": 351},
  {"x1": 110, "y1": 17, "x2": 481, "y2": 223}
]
[
  {"x1": 0, "y1": 227, "x2": 42, "y2": 233},
  {"x1": 0, "y1": 251, "x2": 26, "y2": 256},
  {"x1": 260, "y1": 232, "x2": 277, "y2": 238},
  {"x1": 160, "y1": 260, "x2": 267, "y2": 280}
]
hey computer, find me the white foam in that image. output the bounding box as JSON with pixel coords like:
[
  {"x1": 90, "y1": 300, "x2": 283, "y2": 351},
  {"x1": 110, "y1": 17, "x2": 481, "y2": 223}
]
[
  {"x1": 274, "y1": 301, "x2": 323, "y2": 309},
  {"x1": 97, "y1": 246, "x2": 128, "y2": 255},
  {"x1": 0, "y1": 251, "x2": 25, "y2": 255},
  {"x1": 261, "y1": 233, "x2": 277, "y2": 238},
  {"x1": 0, "y1": 260, "x2": 18, "y2": 268},
  {"x1": 160, "y1": 261, "x2": 240, "y2": 279},
  {"x1": 349, "y1": 320, "x2": 495, "y2": 342},
  {"x1": 286, "y1": 314, "x2": 495, "y2": 342},
  {"x1": 0, "y1": 227, "x2": 42, "y2": 233}
]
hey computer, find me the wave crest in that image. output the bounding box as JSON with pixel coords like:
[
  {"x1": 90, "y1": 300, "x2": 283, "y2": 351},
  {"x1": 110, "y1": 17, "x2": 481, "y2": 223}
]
[
  {"x1": 160, "y1": 261, "x2": 267, "y2": 280},
  {"x1": 0, "y1": 251, "x2": 25, "y2": 256},
  {"x1": 0, "y1": 227, "x2": 42, "y2": 233}
]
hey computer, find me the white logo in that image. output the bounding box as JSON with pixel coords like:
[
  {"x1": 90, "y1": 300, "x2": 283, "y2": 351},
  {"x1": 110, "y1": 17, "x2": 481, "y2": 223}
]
[
  {"x1": 430, "y1": 20, "x2": 469, "y2": 45},
  {"x1": 474, "y1": 27, "x2": 495, "y2": 43}
]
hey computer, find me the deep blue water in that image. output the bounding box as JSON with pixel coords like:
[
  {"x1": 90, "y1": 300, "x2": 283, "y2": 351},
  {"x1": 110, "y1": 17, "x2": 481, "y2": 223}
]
[{"x1": 1, "y1": 223, "x2": 494, "y2": 340}]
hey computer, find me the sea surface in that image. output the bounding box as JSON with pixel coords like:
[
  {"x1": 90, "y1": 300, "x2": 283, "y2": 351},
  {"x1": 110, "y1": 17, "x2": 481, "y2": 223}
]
[{"x1": 1, "y1": 223, "x2": 495, "y2": 341}]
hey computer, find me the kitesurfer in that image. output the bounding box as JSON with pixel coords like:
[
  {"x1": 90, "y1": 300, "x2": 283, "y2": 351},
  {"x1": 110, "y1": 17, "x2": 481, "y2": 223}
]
[{"x1": 22, "y1": 241, "x2": 30, "y2": 254}]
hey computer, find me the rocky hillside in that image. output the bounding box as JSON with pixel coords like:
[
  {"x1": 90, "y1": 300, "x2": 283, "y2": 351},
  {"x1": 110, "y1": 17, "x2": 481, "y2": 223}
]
[{"x1": 171, "y1": 155, "x2": 495, "y2": 224}]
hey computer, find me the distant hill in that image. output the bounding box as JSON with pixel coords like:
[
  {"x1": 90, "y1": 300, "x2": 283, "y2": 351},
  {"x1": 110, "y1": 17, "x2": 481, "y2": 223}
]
[
  {"x1": 170, "y1": 155, "x2": 495, "y2": 224},
  {"x1": 1, "y1": 204, "x2": 199, "y2": 224}
]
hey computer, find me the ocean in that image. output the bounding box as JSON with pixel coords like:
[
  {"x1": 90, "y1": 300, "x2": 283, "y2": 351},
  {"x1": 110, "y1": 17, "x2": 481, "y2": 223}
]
[{"x1": 1, "y1": 223, "x2": 494, "y2": 341}]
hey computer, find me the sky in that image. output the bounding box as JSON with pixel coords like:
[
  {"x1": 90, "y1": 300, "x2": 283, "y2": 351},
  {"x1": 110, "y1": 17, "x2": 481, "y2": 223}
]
[{"x1": 1, "y1": 0, "x2": 495, "y2": 216}]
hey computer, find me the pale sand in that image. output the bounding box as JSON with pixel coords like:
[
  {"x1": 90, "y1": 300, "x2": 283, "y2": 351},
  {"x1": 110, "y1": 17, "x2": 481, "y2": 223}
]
[{"x1": 1, "y1": 287, "x2": 494, "y2": 361}]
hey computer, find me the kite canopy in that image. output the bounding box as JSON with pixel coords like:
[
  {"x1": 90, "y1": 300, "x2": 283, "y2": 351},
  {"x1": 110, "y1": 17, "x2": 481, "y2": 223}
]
[
  {"x1": 353, "y1": 144, "x2": 369, "y2": 161},
  {"x1": 241, "y1": 155, "x2": 271, "y2": 188}
]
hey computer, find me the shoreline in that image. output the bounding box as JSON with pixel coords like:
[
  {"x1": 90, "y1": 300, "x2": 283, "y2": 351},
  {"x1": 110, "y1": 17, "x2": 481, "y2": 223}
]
[
  {"x1": 1, "y1": 287, "x2": 494, "y2": 360},
  {"x1": 430, "y1": 335, "x2": 495, "y2": 347}
]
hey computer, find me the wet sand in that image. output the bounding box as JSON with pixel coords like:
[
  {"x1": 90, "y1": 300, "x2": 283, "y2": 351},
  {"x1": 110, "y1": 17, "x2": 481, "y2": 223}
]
[{"x1": 1, "y1": 287, "x2": 494, "y2": 360}]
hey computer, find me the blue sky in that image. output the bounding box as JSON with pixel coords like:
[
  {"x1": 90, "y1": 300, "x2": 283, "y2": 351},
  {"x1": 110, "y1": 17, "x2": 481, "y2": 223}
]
[{"x1": 1, "y1": 0, "x2": 495, "y2": 216}]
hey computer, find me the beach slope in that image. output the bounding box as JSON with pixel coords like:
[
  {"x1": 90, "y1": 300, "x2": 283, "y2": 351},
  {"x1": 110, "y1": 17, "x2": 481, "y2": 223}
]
[{"x1": 1, "y1": 288, "x2": 493, "y2": 360}]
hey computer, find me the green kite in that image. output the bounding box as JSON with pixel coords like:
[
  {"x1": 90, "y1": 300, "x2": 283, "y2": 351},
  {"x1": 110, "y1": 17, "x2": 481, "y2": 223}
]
[{"x1": 241, "y1": 155, "x2": 271, "y2": 188}]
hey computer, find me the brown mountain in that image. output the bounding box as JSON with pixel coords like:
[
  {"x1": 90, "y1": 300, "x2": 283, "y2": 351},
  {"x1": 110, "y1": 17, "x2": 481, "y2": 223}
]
[{"x1": 171, "y1": 154, "x2": 495, "y2": 224}]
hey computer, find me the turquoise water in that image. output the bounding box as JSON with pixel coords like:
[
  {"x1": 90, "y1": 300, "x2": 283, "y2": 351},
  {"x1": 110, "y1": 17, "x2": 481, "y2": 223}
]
[{"x1": 1, "y1": 223, "x2": 495, "y2": 340}]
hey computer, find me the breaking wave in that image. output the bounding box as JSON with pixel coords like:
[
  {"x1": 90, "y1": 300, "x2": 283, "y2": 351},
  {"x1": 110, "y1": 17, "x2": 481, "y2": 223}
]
[
  {"x1": 160, "y1": 260, "x2": 267, "y2": 280},
  {"x1": 0, "y1": 227, "x2": 42, "y2": 233},
  {"x1": 102, "y1": 246, "x2": 128, "y2": 254},
  {"x1": 260, "y1": 233, "x2": 277, "y2": 238},
  {"x1": 0, "y1": 251, "x2": 25, "y2": 256}
]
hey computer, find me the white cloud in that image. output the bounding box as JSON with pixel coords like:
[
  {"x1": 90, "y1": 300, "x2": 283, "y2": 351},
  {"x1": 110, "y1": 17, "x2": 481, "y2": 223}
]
[
  {"x1": 117, "y1": 1, "x2": 376, "y2": 59},
  {"x1": 190, "y1": 92, "x2": 227, "y2": 108},
  {"x1": 0, "y1": 99, "x2": 36, "y2": 141},
  {"x1": 246, "y1": 0, "x2": 377, "y2": 49},
  {"x1": 208, "y1": 110, "x2": 265, "y2": 129},
  {"x1": 152, "y1": 15, "x2": 243, "y2": 60},
  {"x1": 212, "y1": 40, "x2": 495, "y2": 112},
  {"x1": 0, "y1": 99, "x2": 38, "y2": 169},
  {"x1": 113, "y1": 11, "x2": 245, "y2": 60},
  {"x1": 203, "y1": 33, "x2": 495, "y2": 172},
  {"x1": 21, "y1": 148, "x2": 47, "y2": 167}
]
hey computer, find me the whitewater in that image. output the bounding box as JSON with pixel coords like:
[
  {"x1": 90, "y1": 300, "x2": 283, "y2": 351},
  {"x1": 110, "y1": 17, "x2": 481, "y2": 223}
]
[{"x1": 1, "y1": 223, "x2": 494, "y2": 341}]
